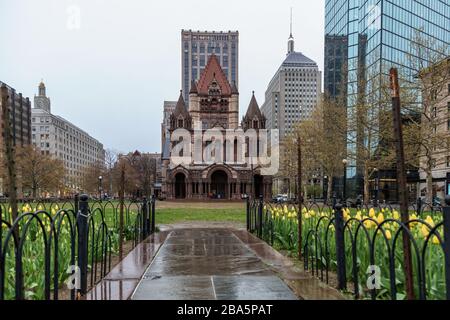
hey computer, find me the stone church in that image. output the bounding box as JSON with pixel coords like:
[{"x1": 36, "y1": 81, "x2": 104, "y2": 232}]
[{"x1": 161, "y1": 55, "x2": 273, "y2": 200}]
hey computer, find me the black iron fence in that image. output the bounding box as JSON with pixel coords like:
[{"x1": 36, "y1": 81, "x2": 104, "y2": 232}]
[
  {"x1": 247, "y1": 197, "x2": 450, "y2": 300},
  {"x1": 0, "y1": 195, "x2": 156, "y2": 300}
]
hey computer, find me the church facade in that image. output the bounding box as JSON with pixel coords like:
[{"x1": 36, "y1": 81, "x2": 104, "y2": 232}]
[{"x1": 161, "y1": 55, "x2": 273, "y2": 200}]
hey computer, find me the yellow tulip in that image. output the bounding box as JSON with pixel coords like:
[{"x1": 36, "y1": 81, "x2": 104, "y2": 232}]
[
  {"x1": 421, "y1": 225, "x2": 430, "y2": 238},
  {"x1": 432, "y1": 235, "x2": 440, "y2": 245},
  {"x1": 425, "y1": 215, "x2": 435, "y2": 227},
  {"x1": 355, "y1": 212, "x2": 362, "y2": 221},
  {"x1": 369, "y1": 208, "x2": 375, "y2": 218},
  {"x1": 377, "y1": 213, "x2": 385, "y2": 224},
  {"x1": 393, "y1": 210, "x2": 400, "y2": 220},
  {"x1": 385, "y1": 230, "x2": 392, "y2": 240}
]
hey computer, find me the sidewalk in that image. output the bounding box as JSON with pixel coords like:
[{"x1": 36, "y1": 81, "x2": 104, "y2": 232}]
[{"x1": 87, "y1": 225, "x2": 344, "y2": 300}]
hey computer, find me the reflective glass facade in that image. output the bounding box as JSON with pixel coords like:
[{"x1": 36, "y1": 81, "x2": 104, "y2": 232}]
[{"x1": 325, "y1": 0, "x2": 449, "y2": 198}]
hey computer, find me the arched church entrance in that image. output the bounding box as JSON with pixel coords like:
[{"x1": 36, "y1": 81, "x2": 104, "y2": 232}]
[
  {"x1": 175, "y1": 173, "x2": 186, "y2": 199},
  {"x1": 211, "y1": 170, "x2": 228, "y2": 199}
]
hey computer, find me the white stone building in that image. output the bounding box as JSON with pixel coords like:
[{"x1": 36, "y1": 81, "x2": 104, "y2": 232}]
[
  {"x1": 31, "y1": 81, "x2": 105, "y2": 193},
  {"x1": 261, "y1": 31, "x2": 322, "y2": 140}
]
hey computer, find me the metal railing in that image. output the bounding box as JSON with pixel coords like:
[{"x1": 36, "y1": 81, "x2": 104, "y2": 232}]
[
  {"x1": 247, "y1": 196, "x2": 450, "y2": 300},
  {"x1": 0, "y1": 195, "x2": 156, "y2": 300}
]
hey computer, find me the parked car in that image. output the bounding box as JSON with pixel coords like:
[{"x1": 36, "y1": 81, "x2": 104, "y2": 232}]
[{"x1": 272, "y1": 194, "x2": 288, "y2": 203}]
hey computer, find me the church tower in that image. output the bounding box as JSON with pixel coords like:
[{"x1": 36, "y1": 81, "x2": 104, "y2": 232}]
[
  {"x1": 34, "y1": 80, "x2": 51, "y2": 113},
  {"x1": 189, "y1": 54, "x2": 239, "y2": 130}
]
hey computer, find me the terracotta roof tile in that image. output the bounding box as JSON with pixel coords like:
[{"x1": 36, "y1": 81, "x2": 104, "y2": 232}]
[{"x1": 197, "y1": 54, "x2": 232, "y2": 95}]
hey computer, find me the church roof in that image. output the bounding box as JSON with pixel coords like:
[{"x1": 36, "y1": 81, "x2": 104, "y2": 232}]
[
  {"x1": 173, "y1": 91, "x2": 190, "y2": 118},
  {"x1": 244, "y1": 92, "x2": 263, "y2": 120},
  {"x1": 197, "y1": 54, "x2": 232, "y2": 95},
  {"x1": 231, "y1": 81, "x2": 239, "y2": 95},
  {"x1": 189, "y1": 80, "x2": 198, "y2": 94}
]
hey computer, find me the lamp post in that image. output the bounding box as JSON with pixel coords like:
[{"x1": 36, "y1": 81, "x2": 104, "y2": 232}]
[
  {"x1": 323, "y1": 175, "x2": 328, "y2": 204},
  {"x1": 293, "y1": 134, "x2": 302, "y2": 259},
  {"x1": 98, "y1": 176, "x2": 103, "y2": 201},
  {"x1": 374, "y1": 168, "x2": 379, "y2": 206},
  {"x1": 342, "y1": 159, "x2": 348, "y2": 205}
]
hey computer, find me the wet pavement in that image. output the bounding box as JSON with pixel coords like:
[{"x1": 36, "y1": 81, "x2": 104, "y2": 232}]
[
  {"x1": 131, "y1": 229, "x2": 297, "y2": 300},
  {"x1": 87, "y1": 225, "x2": 344, "y2": 300}
]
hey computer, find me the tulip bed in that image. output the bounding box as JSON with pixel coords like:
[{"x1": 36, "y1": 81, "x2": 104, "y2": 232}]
[
  {"x1": 264, "y1": 204, "x2": 446, "y2": 300},
  {"x1": 0, "y1": 201, "x2": 141, "y2": 300}
]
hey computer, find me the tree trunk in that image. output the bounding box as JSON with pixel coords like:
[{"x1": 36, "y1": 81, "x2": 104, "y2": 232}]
[
  {"x1": 426, "y1": 167, "x2": 433, "y2": 204},
  {"x1": 364, "y1": 164, "x2": 370, "y2": 205},
  {"x1": 119, "y1": 166, "x2": 125, "y2": 260},
  {"x1": 327, "y1": 177, "x2": 333, "y2": 204}
]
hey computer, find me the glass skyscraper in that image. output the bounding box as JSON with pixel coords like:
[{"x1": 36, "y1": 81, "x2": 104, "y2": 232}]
[{"x1": 325, "y1": 0, "x2": 449, "y2": 199}]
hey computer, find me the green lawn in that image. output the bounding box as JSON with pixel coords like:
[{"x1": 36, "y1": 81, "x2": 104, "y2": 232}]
[{"x1": 155, "y1": 208, "x2": 246, "y2": 224}]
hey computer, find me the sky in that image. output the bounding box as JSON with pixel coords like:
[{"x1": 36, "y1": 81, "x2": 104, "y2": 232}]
[{"x1": 0, "y1": 0, "x2": 325, "y2": 153}]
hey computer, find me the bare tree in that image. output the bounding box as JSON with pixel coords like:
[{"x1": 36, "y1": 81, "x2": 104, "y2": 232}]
[
  {"x1": 113, "y1": 154, "x2": 138, "y2": 260},
  {"x1": 402, "y1": 34, "x2": 450, "y2": 203},
  {"x1": 81, "y1": 160, "x2": 106, "y2": 196},
  {"x1": 15, "y1": 146, "x2": 65, "y2": 198},
  {"x1": 105, "y1": 148, "x2": 118, "y2": 196},
  {"x1": 295, "y1": 96, "x2": 346, "y2": 203}
]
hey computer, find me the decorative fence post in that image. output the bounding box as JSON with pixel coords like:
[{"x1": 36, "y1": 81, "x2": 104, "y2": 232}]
[
  {"x1": 334, "y1": 203, "x2": 347, "y2": 291},
  {"x1": 74, "y1": 194, "x2": 79, "y2": 215},
  {"x1": 151, "y1": 195, "x2": 156, "y2": 234},
  {"x1": 443, "y1": 196, "x2": 450, "y2": 300},
  {"x1": 141, "y1": 197, "x2": 148, "y2": 240},
  {"x1": 258, "y1": 195, "x2": 263, "y2": 238},
  {"x1": 246, "y1": 196, "x2": 250, "y2": 231},
  {"x1": 77, "y1": 194, "x2": 89, "y2": 297}
]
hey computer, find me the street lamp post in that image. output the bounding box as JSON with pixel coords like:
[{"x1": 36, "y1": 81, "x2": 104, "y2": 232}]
[
  {"x1": 323, "y1": 175, "x2": 328, "y2": 204},
  {"x1": 374, "y1": 168, "x2": 379, "y2": 206},
  {"x1": 98, "y1": 176, "x2": 103, "y2": 201},
  {"x1": 342, "y1": 159, "x2": 348, "y2": 205},
  {"x1": 294, "y1": 134, "x2": 302, "y2": 259}
]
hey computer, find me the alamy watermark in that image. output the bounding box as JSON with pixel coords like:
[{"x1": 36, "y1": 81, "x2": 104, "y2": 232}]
[
  {"x1": 367, "y1": 4, "x2": 381, "y2": 31},
  {"x1": 169, "y1": 128, "x2": 280, "y2": 176},
  {"x1": 66, "y1": 4, "x2": 81, "y2": 30},
  {"x1": 366, "y1": 265, "x2": 381, "y2": 290},
  {"x1": 66, "y1": 265, "x2": 81, "y2": 290}
]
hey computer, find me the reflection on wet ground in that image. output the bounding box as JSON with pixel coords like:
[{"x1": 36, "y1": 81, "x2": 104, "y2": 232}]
[
  {"x1": 131, "y1": 229, "x2": 297, "y2": 300},
  {"x1": 87, "y1": 226, "x2": 344, "y2": 300}
]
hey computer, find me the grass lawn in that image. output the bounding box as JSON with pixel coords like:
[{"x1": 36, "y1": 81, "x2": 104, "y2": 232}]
[{"x1": 155, "y1": 201, "x2": 246, "y2": 225}]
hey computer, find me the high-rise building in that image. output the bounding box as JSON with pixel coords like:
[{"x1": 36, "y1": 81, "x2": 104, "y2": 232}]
[
  {"x1": 325, "y1": 0, "x2": 450, "y2": 198},
  {"x1": 0, "y1": 81, "x2": 32, "y2": 195},
  {"x1": 261, "y1": 29, "x2": 322, "y2": 140},
  {"x1": 181, "y1": 29, "x2": 239, "y2": 106},
  {"x1": 0, "y1": 81, "x2": 32, "y2": 147},
  {"x1": 419, "y1": 57, "x2": 450, "y2": 199},
  {"x1": 31, "y1": 81, "x2": 105, "y2": 193}
]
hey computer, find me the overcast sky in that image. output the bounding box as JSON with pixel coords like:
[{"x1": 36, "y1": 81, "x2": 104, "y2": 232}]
[{"x1": 0, "y1": 0, "x2": 325, "y2": 153}]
